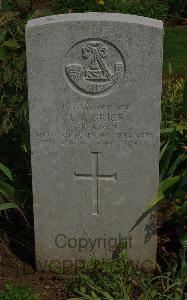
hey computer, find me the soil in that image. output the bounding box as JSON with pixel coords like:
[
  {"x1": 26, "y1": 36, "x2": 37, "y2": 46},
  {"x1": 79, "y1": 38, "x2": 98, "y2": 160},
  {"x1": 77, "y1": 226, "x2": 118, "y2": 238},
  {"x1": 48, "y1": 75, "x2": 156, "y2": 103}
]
[
  {"x1": 0, "y1": 241, "x2": 78, "y2": 300},
  {"x1": 0, "y1": 244, "x2": 63, "y2": 299},
  {"x1": 0, "y1": 212, "x2": 76, "y2": 300}
]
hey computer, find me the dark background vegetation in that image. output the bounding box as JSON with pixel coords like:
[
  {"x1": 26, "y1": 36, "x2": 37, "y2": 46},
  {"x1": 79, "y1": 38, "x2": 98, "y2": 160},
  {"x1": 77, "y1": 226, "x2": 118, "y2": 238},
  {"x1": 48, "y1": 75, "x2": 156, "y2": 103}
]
[{"x1": 0, "y1": 0, "x2": 187, "y2": 299}]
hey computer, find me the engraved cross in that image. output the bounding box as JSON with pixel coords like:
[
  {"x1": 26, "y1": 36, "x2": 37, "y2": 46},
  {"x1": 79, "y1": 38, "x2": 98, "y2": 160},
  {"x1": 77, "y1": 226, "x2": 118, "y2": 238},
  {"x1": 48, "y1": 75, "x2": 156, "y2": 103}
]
[{"x1": 74, "y1": 152, "x2": 116, "y2": 215}]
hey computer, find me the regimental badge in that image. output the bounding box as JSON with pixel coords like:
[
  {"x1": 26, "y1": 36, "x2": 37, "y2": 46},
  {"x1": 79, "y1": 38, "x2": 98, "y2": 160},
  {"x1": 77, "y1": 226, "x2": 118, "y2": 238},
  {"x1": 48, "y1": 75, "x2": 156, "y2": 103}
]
[{"x1": 65, "y1": 40, "x2": 125, "y2": 96}]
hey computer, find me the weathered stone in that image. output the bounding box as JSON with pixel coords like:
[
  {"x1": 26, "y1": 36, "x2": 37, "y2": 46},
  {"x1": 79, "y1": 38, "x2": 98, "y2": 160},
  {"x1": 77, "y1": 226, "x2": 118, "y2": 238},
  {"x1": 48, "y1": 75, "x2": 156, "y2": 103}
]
[{"x1": 26, "y1": 13, "x2": 163, "y2": 269}]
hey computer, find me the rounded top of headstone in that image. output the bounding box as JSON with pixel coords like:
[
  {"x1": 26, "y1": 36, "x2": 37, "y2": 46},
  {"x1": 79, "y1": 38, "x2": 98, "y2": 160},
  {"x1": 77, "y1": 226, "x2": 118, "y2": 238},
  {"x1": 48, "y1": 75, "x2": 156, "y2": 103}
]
[{"x1": 26, "y1": 13, "x2": 163, "y2": 30}]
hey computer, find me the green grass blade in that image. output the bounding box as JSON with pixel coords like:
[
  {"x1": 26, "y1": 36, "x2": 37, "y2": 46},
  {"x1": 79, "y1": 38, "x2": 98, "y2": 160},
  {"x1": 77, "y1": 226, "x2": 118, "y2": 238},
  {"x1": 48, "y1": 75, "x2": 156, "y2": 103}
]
[
  {"x1": 0, "y1": 180, "x2": 15, "y2": 198},
  {"x1": 166, "y1": 153, "x2": 186, "y2": 177},
  {"x1": 160, "y1": 144, "x2": 175, "y2": 180},
  {"x1": 0, "y1": 202, "x2": 17, "y2": 211},
  {"x1": 159, "y1": 176, "x2": 180, "y2": 194},
  {"x1": 0, "y1": 162, "x2": 13, "y2": 181},
  {"x1": 160, "y1": 141, "x2": 169, "y2": 161},
  {"x1": 146, "y1": 191, "x2": 165, "y2": 211}
]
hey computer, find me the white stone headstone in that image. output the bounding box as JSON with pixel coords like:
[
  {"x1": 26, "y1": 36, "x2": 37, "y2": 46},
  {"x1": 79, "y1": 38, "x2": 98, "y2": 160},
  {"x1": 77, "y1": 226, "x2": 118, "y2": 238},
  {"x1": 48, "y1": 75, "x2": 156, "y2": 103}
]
[{"x1": 26, "y1": 13, "x2": 163, "y2": 269}]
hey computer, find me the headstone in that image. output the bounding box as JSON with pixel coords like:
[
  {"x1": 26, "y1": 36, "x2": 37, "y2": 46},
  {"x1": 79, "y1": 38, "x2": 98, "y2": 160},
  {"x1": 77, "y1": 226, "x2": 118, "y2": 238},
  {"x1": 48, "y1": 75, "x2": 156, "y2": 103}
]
[{"x1": 26, "y1": 13, "x2": 163, "y2": 270}]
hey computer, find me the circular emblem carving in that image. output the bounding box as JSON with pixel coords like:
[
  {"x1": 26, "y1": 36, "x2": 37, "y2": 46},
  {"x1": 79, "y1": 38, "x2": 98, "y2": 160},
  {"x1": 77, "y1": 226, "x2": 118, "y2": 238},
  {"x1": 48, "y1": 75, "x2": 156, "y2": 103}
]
[{"x1": 65, "y1": 39, "x2": 125, "y2": 96}]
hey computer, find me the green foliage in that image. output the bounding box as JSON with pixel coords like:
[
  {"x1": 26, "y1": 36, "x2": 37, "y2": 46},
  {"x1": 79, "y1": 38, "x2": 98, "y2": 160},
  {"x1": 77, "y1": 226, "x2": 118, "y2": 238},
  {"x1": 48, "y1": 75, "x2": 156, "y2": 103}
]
[
  {"x1": 0, "y1": 15, "x2": 27, "y2": 135},
  {"x1": 166, "y1": 0, "x2": 187, "y2": 18},
  {"x1": 147, "y1": 77, "x2": 187, "y2": 279},
  {"x1": 1, "y1": 0, "x2": 31, "y2": 12},
  {"x1": 0, "y1": 284, "x2": 41, "y2": 300},
  {"x1": 51, "y1": 0, "x2": 169, "y2": 19},
  {"x1": 160, "y1": 77, "x2": 187, "y2": 194},
  {"x1": 0, "y1": 11, "x2": 31, "y2": 220},
  {"x1": 67, "y1": 254, "x2": 186, "y2": 299},
  {"x1": 147, "y1": 78, "x2": 187, "y2": 210},
  {"x1": 107, "y1": 0, "x2": 169, "y2": 19},
  {"x1": 183, "y1": 80, "x2": 187, "y2": 111},
  {"x1": 0, "y1": 162, "x2": 13, "y2": 181},
  {"x1": 0, "y1": 161, "x2": 17, "y2": 211},
  {"x1": 164, "y1": 28, "x2": 187, "y2": 77},
  {"x1": 0, "y1": 0, "x2": 178, "y2": 20}
]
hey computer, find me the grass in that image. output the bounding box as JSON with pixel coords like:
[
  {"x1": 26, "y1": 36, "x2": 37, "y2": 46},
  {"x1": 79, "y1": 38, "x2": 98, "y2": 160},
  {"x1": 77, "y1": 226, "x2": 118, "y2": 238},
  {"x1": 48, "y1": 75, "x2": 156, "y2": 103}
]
[
  {"x1": 164, "y1": 27, "x2": 187, "y2": 77},
  {"x1": 65, "y1": 254, "x2": 186, "y2": 299}
]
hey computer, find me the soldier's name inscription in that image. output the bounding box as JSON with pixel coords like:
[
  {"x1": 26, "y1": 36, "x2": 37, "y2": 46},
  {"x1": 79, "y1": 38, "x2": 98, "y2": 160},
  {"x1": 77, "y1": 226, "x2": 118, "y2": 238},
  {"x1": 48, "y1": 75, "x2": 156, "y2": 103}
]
[{"x1": 34, "y1": 101, "x2": 155, "y2": 147}]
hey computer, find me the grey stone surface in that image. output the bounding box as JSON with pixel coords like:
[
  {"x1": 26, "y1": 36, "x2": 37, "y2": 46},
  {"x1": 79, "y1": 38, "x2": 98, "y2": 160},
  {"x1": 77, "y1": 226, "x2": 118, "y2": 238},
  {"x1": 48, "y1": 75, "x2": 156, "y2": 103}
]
[{"x1": 26, "y1": 13, "x2": 163, "y2": 269}]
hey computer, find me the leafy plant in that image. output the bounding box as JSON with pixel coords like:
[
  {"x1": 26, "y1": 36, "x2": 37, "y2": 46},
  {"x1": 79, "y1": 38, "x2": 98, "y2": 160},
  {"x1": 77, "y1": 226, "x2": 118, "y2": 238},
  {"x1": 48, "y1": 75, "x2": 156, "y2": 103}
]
[
  {"x1": 147, "y1": 77, "x2": 187, "y2": 286},
  {"x1": 0, "y1": 162, "x2": 17, "y2": 211},
  {"x1": 68, "y1": 254, "x2": 186, "y2": 299},
  {"x1": 0, "y1": 284, "x2": 41, "y2": 300},
  {"x1": 0, "y1": 11, "x2": 32, "y2": 222},
  {"x1": 166, "y1": 0, "x2": 187, "y2": 19},
  {"x1": 51, "y1": 0, "x2": 169, "y2": 17},
  {"x1": 148, "y1": 78, "x2": 187, "y2": 210}
]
